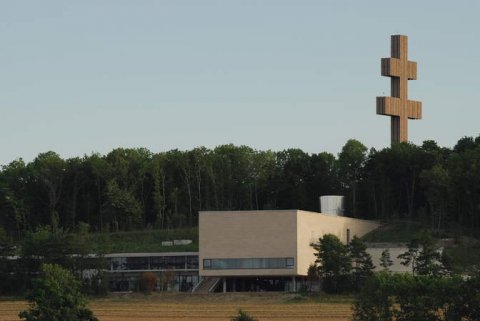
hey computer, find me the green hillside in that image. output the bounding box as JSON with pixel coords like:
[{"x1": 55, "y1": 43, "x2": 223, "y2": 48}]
[
  {"x1": 361, "y1": 221, "x2": 480, "y2": 273},
  {"x1": 361, "y1": 221, "x2": 425, "y2": 243},
  {"x1": 88, "y1": 227, "x2": 198, "y2": 253}
]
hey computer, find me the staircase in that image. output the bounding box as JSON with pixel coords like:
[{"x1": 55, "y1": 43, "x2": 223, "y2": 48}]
[{"x1": 192, "y1": 277, "x2": 221, "y2": 293}]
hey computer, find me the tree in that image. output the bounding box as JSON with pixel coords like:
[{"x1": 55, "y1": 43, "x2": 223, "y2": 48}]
[
  {"x1": 274, "y1": 149, "x2": 311, "y2": 210},
  {"x1": 349, "y1": 236, "x2": 375, "y2": 289},
  {"x1": 62, "y1": 157, "x2": 88, "y2": 230},
  {"x1": 338, "y1": 139, "x2": 367, "y2": 217},
  {"x1": 398, "y1": 232, "x2": 443, "y2": 276},
  {"x1": 21, "y1": 226, "x2": 73, "y2": 269},
  {"x1": 308, "y1": 152, "x2": 341, "y2": 210},
  {"x1": 103, "y1": 180, "x2": 142, "y2": 231},
  {"x1": 414, "y1": 232, "x2": 443, "y2": 276},
  {"x1": 231, "y1": 309, "x2": 258, "y2": 321},
  {"x1": 312, "y1": 234, "x2": 351, "y2": 293},
  {"x1": 420, "y1": 164, "x2": 451, "y2": 230},
  {"x1": 380, "y1": 249, "x2": 393, "y2": 271},
  {"x1": 398, "y1": 238, "x2": 420, "y2": 276},
  {"x1": 30, "y1": 152, "x2": 66, "y2": 229},
  {"x1": 352, "y1": 273, "x2": 473, "y2": 321},
  {"x1": 19, "y1": 264, "x2": 98, "y2": 321},
  {"x1": 351, "y1": 272, "x2": 394, "y2": 321},
  {"x1": 0, "y1": 159, "x2": 29, "y2": 236},
  {"x1": 306, "y1": 263, "x2": 320, "y2": 292},
  {"x1": 0, "y1": 227, "x2": 15, "y2": 294},
  {"x1": 20, "y1": 224, "x2": 100, "y2": 285}
]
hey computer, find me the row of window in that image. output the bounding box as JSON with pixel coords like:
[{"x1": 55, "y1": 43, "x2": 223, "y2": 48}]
[
  {"x1": 109, "y1": 256, "x2": 295, "y2": 271},
  {"x1": 110, "y1": 255, "x2": 198, "y2": 271},
  {"x1": 203, "y1": 257, "x2": 294, "y2": 270},
  {"x1": 110, "y1": 273, "x2": 199, "y2": 292}
]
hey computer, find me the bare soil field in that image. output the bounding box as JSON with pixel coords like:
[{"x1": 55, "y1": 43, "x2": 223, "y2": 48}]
[{"x1": 0, "y1": 293, "x2": 353, "y2": 321}]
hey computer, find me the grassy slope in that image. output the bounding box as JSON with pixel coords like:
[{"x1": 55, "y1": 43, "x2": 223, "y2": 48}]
[
  {"x1": 361, "y1": 221, "x2": 425, "y2": 243},
  {"x1": 361, "y1": 221, "x2": 480, "y2": 273},
  {"x1": 443, "y1": 240, "x2": 480, "y2": 273},
  {"x1": 87, "y1": 227, "x2": 198, "y2": 253}
]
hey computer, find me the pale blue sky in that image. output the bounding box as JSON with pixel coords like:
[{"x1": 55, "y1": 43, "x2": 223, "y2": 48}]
[{"x1": 1, "y1": 0, "x2": 479, "y2": 165}]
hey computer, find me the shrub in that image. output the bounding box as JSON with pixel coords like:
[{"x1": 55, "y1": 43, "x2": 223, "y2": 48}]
[
  {"x1": 231, "y1": 309, "x2": 258, "y2": 321},
  {"x1": 142, "y1": 271, "x2": 158, "y2": 293},
  {"x1": 158, "y1": 270, "x2": 176, "y2": 291}
]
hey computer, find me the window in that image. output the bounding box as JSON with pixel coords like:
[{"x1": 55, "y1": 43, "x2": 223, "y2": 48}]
[
  {"x1": 111, "y1": 257, "x2": 126, "y2": 271},
  {"x1": 125, "y1": 257, "x2": 148, "y2": 270},
  {"x1": 111, "y1": 257, "x2": 148, "y2": 271},
  {"x1": 150, "y1": 256, "x2": 187, "y2": 270},
  {"x1": 203, "y1": 259, "x2": 211, "y2": 269},
  {"x1": 150, "y1": 256, "x2": 166, "y2": 270},
  {"x1": 347, "y1": 229, "x2": 351, "y2": 244},
  {"x1": 286, "y1": 257, "x2": 294, "y2": 267},
  {"x1": 186, "y1": 256, "x2": 199, "y2": 269},
  {"x1": 203, "y1": 257, "x2": 294, "y2": 270}
]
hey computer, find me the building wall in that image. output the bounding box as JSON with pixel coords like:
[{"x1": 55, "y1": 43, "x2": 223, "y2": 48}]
[
  {"x1": 199, "y1": 210, "x2": 298, "y2": 277},
  {"x1": 296, "y1": 211, "x2": 381, "y2": 275},
  {"x1": 199, "y1": 210, "x2": 381, "y2": 277},
  {"x1": 367, "y1": 246, "x2": 411, "y2": 273}
]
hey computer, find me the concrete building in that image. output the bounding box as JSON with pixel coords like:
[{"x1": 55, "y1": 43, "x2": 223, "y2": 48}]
[
  {"x1": 198, "y1": 210, "x2": 380, "y2": 292},
  {"x1": 105, "y1": 252, "x2": 199, "y2": 292},
  {"x1": 366, "y1": 243, "x2": 413, "y2": 273},
  {"x1": 98, "y1": 208, "x2": 383, "y2": 293}
]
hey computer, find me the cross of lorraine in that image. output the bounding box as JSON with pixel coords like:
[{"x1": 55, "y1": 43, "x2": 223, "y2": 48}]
[{"x1": 376, "y1": 35, "x2": 422, "y2": 144}]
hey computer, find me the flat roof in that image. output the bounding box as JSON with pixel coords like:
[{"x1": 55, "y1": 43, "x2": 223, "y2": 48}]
[
  {"x1": 199, "y1": 209, "x2": 380, "y2": 224},
  {"x1": 104, "y1": 252, "x2": 199, "y2": 258}
]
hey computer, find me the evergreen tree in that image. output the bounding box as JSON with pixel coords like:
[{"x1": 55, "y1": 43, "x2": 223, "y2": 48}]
[
  {"x1": 380, "y1": 249, "x2": 393, "y2": 271},
  {"x1": 349, "y1": 236, "x2": 375, "y2": 289}
]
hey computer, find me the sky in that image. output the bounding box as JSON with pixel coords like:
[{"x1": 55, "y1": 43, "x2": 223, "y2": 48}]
[{"x1": 1, "y1": 0, "x2": 479, "y2": 165}]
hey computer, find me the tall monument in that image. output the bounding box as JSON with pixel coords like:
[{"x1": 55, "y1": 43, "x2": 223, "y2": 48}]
[{"x1": 376, "y1": 35, "x2": 422, "y2": 144}]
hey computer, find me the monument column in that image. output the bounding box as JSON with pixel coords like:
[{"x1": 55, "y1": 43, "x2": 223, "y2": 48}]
[{"x1": 376, "y1": 35, "x2": 422, "y2": 144}]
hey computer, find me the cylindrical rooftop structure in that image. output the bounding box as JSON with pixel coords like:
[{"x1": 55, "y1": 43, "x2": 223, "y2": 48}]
[{"x1": 319, "y1": 195, "x2": 345, "y2": 216}]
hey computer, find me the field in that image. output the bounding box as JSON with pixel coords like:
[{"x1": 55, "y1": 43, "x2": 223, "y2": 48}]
[{"x1": 0, "y1": 293, "x2": 353, "y2": 321}]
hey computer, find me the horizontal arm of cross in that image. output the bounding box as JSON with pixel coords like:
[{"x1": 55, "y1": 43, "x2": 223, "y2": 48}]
[
  {"x1": 381, "y1": 58, "x2": 417, "y2": 80},
  {"x1": 376, "y1": 97, "x2": 422, "y2": 119}
]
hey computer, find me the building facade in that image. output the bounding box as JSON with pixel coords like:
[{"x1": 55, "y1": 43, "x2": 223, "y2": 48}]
[
  {"x1": 105, "y1": 252, "x2": 199, "y2": 292},
  {"x1": 199, "y1": 210, "x2": 380, "y2": 292}
]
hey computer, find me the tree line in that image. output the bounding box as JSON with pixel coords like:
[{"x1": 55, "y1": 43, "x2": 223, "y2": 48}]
[
  {"x1": 1, "y1": 135, "x2": 480, "y2": 238},
  {"x1": 313, "y1": 232, "x2": 479, "y2": 320},
  {"x1": 352, "y1": 272, "x2": 480, "y2": 321},
  {"x1": 312, "y1": 231, "x2": 449, "y2": 294}
]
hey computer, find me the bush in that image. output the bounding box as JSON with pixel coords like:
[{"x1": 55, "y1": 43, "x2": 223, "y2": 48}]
[
  {"x1": 142, "y1": 271, "x2": 158, "y2": 293},
  {"x1": 19, "y1": 264, "x2": 98, "y2": 321},
  {"x1": 351, "y1": 272, "x2": 394, "y2": 321},
  {"x1": 158, "y1": 270, "x2": 176, "y2": 291},
  {"x1": 352, "y1": 273, "x2": 480, "y2": 321},
  {"x1": 231, "y1": 309, "x2": 258, "y2": 321}
]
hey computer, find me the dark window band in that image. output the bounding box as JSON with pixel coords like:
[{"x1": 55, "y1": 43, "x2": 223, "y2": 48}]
[{"x1": 203, "y1": 257, "x2": 294, "y2": 270}]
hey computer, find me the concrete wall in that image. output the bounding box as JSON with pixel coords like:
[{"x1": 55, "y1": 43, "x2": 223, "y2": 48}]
[
  {"x1": 199, "y1": 210, "x2": 298, "y2": 277},
  {"x1": 296, "y1": 211, "x2": 381, "y2": 275},
  {"x1": 365, "y1": 243, "x2": 434, "y2": 273}
]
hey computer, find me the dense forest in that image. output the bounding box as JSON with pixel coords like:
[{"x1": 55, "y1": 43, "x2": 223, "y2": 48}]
[{"x1": 1, "y1": 135, "x2": 480, "y2": 238}]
